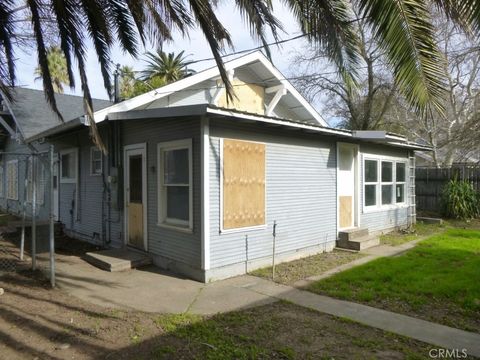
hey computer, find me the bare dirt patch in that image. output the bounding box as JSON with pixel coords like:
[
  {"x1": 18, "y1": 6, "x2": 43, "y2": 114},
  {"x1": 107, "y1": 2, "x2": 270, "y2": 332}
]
[
  {"x1": 0, "y1": 267, "x2": 443, "y2": 359},
  {"x1": 251, "y1": 249, "x2": 365, "y2": 286}
]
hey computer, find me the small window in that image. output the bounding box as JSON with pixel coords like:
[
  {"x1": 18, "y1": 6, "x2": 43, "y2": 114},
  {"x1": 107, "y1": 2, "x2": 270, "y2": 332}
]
[
  {"x1": 27, "y1": 157, "x2": 45, "y2": 205},
  {"x1": 6, "y1": 160, "x2": 18, "y2": 200},
  {"x1": 396, "y1": 162, "x2": 406, "y2": 203},
  {"x1": 158, "y1": 139, "x2": 192, "y2": 229},
  {"x1": 90, "y1": 147, "x2": 103, "y2": 175},
  {"x1": 364, "y1": 159, "x2": 378, "y2": 207},
  {"x1": 60, "y1": 149, "x2": 77, "y2": 183}
]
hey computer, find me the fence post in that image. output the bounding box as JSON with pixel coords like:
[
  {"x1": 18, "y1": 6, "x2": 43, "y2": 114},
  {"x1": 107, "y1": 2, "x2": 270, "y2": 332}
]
[
  {"x1": 31, "y1": 154, "x2": 37, "y2": 271},
  {"x1": 49, "y1": 146, "x2": 55, "y2": 287}
]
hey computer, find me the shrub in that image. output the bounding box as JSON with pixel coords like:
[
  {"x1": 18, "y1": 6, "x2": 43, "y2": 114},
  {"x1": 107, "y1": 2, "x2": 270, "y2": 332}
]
[{"x1": 441, "y1": 179, "x2": 480, "y2": 219}]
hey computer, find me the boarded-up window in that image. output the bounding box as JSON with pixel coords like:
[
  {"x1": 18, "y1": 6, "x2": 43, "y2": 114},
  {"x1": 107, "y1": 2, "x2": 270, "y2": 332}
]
[{"x1": 223, "y1": 139, "x2": 265, "y2": 230}]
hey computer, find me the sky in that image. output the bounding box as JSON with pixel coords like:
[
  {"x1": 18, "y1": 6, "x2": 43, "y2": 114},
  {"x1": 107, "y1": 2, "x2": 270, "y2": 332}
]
[{"x1": 14, "y1": 1, "x2": 313, "y2": 101}]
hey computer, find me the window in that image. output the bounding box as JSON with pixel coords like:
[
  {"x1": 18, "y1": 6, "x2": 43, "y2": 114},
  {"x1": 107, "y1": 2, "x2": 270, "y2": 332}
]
[
  {"x1": 396, "y1": 162, "x2": 406, "y2": 203},
  {"x1": 381, "y1": 161, "x2": 393, "y2": 205},
  {"x1": 222, "y1": 139, "x2": 266, "y2": 230},
  {"x1": 0, "y1": 162, "x2": 4, "y2": 198},
  {"x1": 60, "y1": 149, "x2": 77, "y2": 183},
  {"x1": 363, "y1": 157, "x2": 407, "y2": 210},
  {"x1": 6, "y1": 160, "x2": 18, "y2": 200},
  {"x1": 90, "y1": 147, "x2": 102, "y2": 175},
  {"x1": 157, "y1": 139, "x2": 192, "y2": 229},
  {"x1": 26, "y1": 157, "x2": 45, "y2": 205},
  {"x1": 364, "y1": 159, "x2": 378, "y2": 207}
]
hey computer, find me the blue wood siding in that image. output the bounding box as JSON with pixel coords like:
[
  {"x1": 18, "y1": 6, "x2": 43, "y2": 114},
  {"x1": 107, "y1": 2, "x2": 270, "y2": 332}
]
[
  {"x1": 209, "y1": 121, "x2": 337, "y2": 269},
  {"x1": 122, "y1": 117, "x2": 202, "y2": 268}
]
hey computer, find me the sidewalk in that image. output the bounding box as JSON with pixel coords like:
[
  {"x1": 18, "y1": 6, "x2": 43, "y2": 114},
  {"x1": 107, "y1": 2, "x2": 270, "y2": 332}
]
[
  {"x1": 223, "y1": 275, "x2": 480, "y2": 358},
  {"x1": 293, "y1": 237, "x2": 425, "y2": 287}
]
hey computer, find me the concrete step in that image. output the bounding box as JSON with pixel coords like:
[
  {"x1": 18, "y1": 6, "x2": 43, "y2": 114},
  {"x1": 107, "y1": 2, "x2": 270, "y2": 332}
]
[
  {"x1": 336, "y1": 234, "x2": 380, "y2": 251},
  {"x1": 338, "y1": 228, "x2": 369, "y2": 242},
  {"x1": 84, "y1": 248, "x2": 152, "y2": 272}
]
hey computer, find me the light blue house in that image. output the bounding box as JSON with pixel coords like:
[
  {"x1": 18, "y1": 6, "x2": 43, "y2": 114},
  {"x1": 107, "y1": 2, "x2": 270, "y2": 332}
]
[{"x1": 4, "y1": 52, "x2": 429, "y2": 282}]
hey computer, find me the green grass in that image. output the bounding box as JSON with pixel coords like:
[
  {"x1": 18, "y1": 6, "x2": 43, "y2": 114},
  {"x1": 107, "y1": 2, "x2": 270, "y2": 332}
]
[
  {"x1": 309, "y1": 229, "x2": 480, "y2": 331},
  {"x1": 250, "y1": 250, "x2": 365, "y2": 285},
  {"x1": 146, "y1": 302, "x2": 435, "y2": 359},
  {"x1": 380, "y1": 222, "x2": 447, "y2": 246}
]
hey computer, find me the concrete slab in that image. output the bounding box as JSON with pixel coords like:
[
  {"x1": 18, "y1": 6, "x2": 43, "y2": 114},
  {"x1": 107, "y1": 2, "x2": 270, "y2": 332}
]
[{"x1": 84, "y1": 248, "x2": 152, "y2": 271}]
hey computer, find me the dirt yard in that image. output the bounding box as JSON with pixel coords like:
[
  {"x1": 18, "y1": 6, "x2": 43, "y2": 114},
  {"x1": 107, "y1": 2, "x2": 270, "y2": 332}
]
[{"x1": 0, "y1": 263, "x2": 442, "y2": 359}]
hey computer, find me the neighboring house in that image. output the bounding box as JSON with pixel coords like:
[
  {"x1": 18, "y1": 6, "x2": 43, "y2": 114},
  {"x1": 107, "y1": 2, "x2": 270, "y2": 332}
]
[
  {"x1": 22, "y1": 51, "x2": 429, "y2": 282},
  {"x1": 0, "y1": 87, "x2": 111, "y2": 222}
]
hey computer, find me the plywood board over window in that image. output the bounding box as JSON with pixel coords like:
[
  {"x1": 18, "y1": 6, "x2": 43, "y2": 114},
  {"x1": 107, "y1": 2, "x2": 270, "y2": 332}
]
[
  {"x1": 223, "y1": 139, "x2": 265, "y2": 230},
  {"x1": 217, "y1": 79, "x2": 265, "y2": 115}
]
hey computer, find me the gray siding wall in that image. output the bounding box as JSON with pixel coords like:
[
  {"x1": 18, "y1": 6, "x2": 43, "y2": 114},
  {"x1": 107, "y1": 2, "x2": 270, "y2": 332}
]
[
  {"x1": 122, "y1": 117, "x2": 202, "y2": 269},
  {"x1": 359, "y1": 143, "x2": 410, "y2": 232},
  {"x1": 0, "y1": 138, "x2": 51, "y2": 222},
  {"x1": 209, "y1": 120, "x2": 337, "y2": 270},
  {"x1": 52, "y1": 129, "x2": 123, "y2": 248}
]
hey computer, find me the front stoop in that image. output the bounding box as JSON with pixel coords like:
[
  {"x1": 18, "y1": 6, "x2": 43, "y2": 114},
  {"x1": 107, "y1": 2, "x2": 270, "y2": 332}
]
[
  {"x1": 336, "y1": 228, "x2": 380, "y2": 251},
  {"x1": 84, "y1": 248, "x2": 152, "y2": 272}
]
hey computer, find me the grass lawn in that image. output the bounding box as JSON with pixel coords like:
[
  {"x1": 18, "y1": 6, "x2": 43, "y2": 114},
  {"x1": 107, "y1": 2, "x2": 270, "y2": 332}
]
[
  {"x1": 309, "y1": 229, "x2": 480, "y2": 332},
  {"x1": 250, "y1": 249, "x2": 365, "y2": 286},
  {"x1": 380, "y1": 222, "x2": 447, "y2": 246},
  {"x1": 0, "y1": 270, "x2": 437, "y2": 359}
]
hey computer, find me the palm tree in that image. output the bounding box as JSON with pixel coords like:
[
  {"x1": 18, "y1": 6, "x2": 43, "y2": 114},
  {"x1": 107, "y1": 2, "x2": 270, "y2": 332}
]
[
  {"x1": 141, "y1": 50, "x2": 195, "y2": 83},
  {"x1": 1, "y1": 0, "x2": 479, "y2": 150},
  {"x1": 34, "y1": 46, "x2": 70, "y2": 94},
  {"x1": 119, "y1": 65, "x2": 136, "y2": 99}
]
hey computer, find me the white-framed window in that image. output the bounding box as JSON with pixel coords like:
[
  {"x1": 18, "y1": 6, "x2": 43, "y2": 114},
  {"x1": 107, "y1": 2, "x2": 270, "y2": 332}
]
[
  {"x1": 26, "y1": 157, "x2": 45, "y2": 205},
  {"x1": 0, "y1": 162, "x2": 4, "y2": 198},
  {"x1": 396, "y1": 162, "x2": 406, "y2": 204},
  {"x1": 6, "y1": 160, "x2": 18, "y2": 200},
  {"x1": 90, "y1": 147, "x2": 103, "y2": 176},
  {"x1": 60, "y1": 148, "x2": 78, "y2": 183},
  {"x1": 363, "y1": 156, "x2": 407, "y2": 211},
  {"x1": 157, "y1": 139, "x2": 193, "y2": 230}
]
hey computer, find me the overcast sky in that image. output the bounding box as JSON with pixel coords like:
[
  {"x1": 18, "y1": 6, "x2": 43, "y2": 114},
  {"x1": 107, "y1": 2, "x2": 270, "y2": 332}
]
[{"x1": 14, "y1": 1, "x2": 311, "y2": 97}]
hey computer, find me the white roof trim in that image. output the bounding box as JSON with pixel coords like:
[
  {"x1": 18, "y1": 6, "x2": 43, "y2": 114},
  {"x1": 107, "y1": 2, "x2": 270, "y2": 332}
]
[{"x1": 93, "y1": 51, "x2": 328, "y2": 126}]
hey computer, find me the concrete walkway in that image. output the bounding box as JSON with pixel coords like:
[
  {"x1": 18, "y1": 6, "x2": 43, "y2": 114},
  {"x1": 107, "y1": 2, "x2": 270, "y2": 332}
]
[
  {"x1": 294, "y1": 238, "x2": 425, "y2": 287},
  {"x1": 33, "y1": 251, "x2": 480, "y2": 357}
]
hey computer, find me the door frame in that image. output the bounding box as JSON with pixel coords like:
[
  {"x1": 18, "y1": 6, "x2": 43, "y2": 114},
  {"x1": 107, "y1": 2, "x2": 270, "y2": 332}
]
[
  {"x1": 336, "y1": 142, "x2": 360, "y2": 231},
  {"x1": 123, "y1": 143, "x2": 148, "y2": 251}
]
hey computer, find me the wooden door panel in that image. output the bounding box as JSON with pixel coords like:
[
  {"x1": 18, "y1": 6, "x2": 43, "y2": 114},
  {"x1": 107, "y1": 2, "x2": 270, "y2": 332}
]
[{"x1": 339, "y1": 195, "x2": 353, "y2": 228}]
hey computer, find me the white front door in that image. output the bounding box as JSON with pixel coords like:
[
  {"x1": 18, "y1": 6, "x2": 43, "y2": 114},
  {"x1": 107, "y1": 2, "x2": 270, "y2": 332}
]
[
  {"x1": 124, "y1": 144, "x2": 147, "y2": 251},
  {"x1": 338, "y1": 143, "x2": 358, "y2": 229}
]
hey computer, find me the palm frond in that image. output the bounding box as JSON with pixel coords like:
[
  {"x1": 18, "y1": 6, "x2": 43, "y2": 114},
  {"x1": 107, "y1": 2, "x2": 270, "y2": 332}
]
[
  {"x1": 358, "y1": 0, "x2": 447, "y2": 117},
  {"x1": 189, "y1": 0, "x2": 233, "y2": 100},
  {"x1": 285, "y1": 0, "x2": 361, "y2": 92},
  {"x1": 27, "y1": 0, "x2": 63, "y2": 120}
]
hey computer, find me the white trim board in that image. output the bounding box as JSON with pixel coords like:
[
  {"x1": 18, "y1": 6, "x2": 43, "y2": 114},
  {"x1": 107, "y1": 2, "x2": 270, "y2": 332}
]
[{"x1": 93, "y1": 51, "x2": 328, "y2": 126}]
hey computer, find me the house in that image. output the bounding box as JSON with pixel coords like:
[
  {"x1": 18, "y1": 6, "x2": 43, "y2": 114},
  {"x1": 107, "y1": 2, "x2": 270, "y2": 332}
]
[
  {"x1": 0, "y1": 87, "x2": 111, "y2": 223},
  {"x1": 5, "y1": 52, "x2": 429, "y2": 282}
]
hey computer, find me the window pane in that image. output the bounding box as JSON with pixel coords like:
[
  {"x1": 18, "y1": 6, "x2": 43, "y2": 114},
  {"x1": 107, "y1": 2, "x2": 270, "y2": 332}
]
[
  {"x1": 382, "y1": 161, "x2": 392, "y2": 182},
  {"x1": 166, "y1": 186, "x2": 189, "y2": 221},
  {"x1": 365, "y1": 160, "x2": 378, "y2": 182},
  {"x1": 164, "y1": 149, "x2": 189, "y2": 184},
  {"x1": 129, "y1": 155, "x2": 143, "y2": 203},
  {"x1": 382, "y1": 185, "x2": 393, "y2": 205},
  {"x1": 365, "y1": 184, "x2": 377, "y2": 206},
  {"x1": 61, "y1": 154, "x2": 70, "y2": 178},
  {"x1": 92, "y1": 149, "x2": 102, "y2": 161},
  {"x1": 396, "y1": 184, "x2": 405, "y2": 203},
  {"x1": 396, "y1": 163, "x2": 406, "y2": 182}
]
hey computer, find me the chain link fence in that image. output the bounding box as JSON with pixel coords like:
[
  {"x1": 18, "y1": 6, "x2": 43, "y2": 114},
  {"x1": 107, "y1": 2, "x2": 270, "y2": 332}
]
[{"x1": 0, "y1": 147, "x2": 56, "y2": 286}]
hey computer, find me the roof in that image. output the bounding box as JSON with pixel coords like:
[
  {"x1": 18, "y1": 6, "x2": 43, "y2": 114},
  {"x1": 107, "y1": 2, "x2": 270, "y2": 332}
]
[
  {"x1": 105, "y1": 104, "x2": 432, "y2": 151},
  {"x1": 93, "y1": 51, "x2": 328, "y2": 126},
  {"x1": 2, "y1": 87, "x2": 112, "y2": 141}
]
